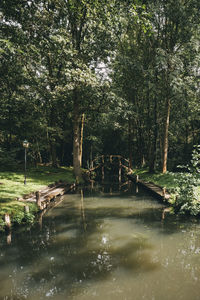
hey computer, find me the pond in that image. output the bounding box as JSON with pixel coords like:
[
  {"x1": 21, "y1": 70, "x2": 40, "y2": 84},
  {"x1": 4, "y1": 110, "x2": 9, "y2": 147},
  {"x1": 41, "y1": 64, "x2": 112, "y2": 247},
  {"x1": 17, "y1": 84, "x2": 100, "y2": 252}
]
[{"x1": 1, "y1": 182, "x2": 200, "y2": 300}]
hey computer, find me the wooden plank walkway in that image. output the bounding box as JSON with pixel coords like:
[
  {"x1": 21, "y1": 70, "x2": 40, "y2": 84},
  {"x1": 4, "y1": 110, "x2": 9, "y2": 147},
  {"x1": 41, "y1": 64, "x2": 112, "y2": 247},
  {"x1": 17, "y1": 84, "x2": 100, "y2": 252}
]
[
  {"x1": 127, "y1": 174, "x2": 170, "y2": 201},
  {"x1": 19, "y1": 182, "x2": 76, "y2": 211}
]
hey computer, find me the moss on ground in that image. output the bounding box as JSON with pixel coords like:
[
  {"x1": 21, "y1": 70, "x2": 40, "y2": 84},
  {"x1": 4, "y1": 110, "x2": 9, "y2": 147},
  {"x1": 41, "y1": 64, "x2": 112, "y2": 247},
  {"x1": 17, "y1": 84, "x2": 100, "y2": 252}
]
[{"x1": 0, "y1": 166, "x2": 75, "y2": 230}]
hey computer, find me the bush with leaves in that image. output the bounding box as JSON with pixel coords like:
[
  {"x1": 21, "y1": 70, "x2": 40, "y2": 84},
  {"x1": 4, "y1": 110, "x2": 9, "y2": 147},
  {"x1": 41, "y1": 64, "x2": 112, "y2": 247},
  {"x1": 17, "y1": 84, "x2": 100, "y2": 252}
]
[
  {"x1": 174, "y1": 145, "x2": 200, "y2": 215},
  {"x1": 24, "y1": 212, "x2": 35, "y2": 224}
]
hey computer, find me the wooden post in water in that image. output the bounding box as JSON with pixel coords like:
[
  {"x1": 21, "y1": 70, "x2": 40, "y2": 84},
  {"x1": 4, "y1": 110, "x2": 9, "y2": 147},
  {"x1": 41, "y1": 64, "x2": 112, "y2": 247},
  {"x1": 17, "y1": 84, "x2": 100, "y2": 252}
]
[
  {"x1": 4, "y1": 214, "x2": 11, "y2": 244},
  {"x1": 128, "y1": 179, "x2": 131, "y2": 189},
  {"x1": 4, "y1": 214, "x2": 11, "y2": 230},
  {"x1": 24, "y1": 205, "x2": 30, "y2": 214},
  {"x1": 110, "y1": 187, "x2": 112, "y2": 195},
  {"x1": 36, "y1": 191, "x2": 41, "y2": 209},
  {"x1": 102, "y1": 155, "x2": 105, "y2": 181},
  {"x1": 91, "y1": 180, "x2": 94, "y2": 190},
  {"x1": 162, "y1": 187, "x2": 166, "y2": 199},
  {"x1": 136, "y1": 175, "x2": 139, "y2": 183},
  {"x1": 119, "y1": 157, "x2": 122, "y2": 183},
  {"x1": 7, "y1": 232, "x2": 12, "y2": 245}
]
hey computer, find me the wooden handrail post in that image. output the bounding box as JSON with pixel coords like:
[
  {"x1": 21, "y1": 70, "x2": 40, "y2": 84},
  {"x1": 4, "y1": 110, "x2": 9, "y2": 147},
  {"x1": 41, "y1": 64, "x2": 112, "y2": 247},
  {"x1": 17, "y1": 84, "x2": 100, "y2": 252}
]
[{"x1": 36, "y1": 191, "x2": 41, "y2": 209}]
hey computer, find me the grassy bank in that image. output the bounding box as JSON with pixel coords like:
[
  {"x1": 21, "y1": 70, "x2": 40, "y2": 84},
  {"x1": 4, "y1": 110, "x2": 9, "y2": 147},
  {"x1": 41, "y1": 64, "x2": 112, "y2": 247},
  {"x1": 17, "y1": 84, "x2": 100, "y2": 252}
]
[
  {"x1": 133, "y1": 169, "x2": 200, "y2": 215},
  {"x1": 0, "y1": 166, "x2": 75, "y2": 229},
  {"x1": 133, "y1": 169, "x2": 179, "y2": 192}
]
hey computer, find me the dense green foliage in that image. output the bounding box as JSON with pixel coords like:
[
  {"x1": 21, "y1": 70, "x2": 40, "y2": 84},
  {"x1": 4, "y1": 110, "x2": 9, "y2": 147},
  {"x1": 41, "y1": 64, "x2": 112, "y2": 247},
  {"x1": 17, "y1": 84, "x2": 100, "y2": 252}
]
[
  {"x1": 0, "y1": 0, "x2": 199, "y2": 173},
  {"x1": 135, "y1": 145, "x2": 200, "y2": 215},
  {"x1": 0, "y1": 0, "x2": 199, "y2": 212},
  {"x1": 174, "y1": 145, "x2": 200, "y2": 215}
]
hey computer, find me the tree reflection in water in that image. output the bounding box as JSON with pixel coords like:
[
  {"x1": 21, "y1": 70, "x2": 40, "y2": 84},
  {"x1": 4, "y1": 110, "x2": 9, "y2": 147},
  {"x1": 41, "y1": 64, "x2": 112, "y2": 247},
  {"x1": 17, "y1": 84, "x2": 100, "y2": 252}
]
[{"x1": 0, "y1": 184, "x2": 200, "y2": 300}]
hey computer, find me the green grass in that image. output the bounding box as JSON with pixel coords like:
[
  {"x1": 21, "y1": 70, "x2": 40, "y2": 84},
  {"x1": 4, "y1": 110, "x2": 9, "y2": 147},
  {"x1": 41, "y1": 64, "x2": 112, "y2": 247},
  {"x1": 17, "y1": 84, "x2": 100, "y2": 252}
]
[
  {"x1": 133, "y1": 169, "x2": 180, "y2": 191},
  {"x1": 0, "y1": 166, "x2": 75, "y2": 228},
  {"x1": 132, "y1": 168, "x2": 200, "y2": 204}
]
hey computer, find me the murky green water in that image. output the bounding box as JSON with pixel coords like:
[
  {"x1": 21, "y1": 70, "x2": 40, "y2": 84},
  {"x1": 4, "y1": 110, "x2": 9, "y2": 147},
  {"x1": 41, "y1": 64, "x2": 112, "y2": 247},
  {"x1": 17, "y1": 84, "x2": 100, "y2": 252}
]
[{"x1": 1, "y1": 183, "x2": 200, "y2": 300}]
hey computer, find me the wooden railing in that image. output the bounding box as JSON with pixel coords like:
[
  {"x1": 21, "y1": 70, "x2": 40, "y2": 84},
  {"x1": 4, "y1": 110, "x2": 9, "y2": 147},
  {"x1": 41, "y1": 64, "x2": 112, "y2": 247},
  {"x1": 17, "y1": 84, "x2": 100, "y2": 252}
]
[{"x1": 88, "y1": 155, "x2": 132, "y2": 182}]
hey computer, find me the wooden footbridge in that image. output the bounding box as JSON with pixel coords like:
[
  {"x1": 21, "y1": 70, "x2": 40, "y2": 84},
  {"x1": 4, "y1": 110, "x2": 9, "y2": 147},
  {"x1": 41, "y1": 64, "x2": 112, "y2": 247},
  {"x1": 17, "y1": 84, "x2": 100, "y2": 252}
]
[
  {"x1": 88, "y1": 155, "x2": 132, "y2": 182},
  {"x1": 88, "y1": 155, "x2": 171, "y2": 202}
]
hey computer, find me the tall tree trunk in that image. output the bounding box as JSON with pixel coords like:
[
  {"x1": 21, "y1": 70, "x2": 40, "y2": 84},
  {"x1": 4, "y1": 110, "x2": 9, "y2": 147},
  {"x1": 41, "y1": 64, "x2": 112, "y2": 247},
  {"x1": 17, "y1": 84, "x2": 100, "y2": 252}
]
[
  {"x1": 47, "y1": 55, "x2": 58, "y2": 167},
  {"x1": 149, "y1": 98, "x2": 158, "y2": 173},
  {"x1": 50, "y1": 107, "x2": 58, "y2": 168},
  {"x1": 138, "y1": 122, "x2": 145, "y2": 167},
  {"x1": 50, "y1": 141, "x2": 57, "y2": 167},
  {"x1": 128, "y1": 117, "x2": 133, "y2": 169},
  {"x1": 73, "y1": 92, "x2": 82, "y2": 182},
  {"x1": 162, "y1": 98, "x2": 170, "y2": 173},
  {"x1": 79, "y1": 113, "x2": 85, "y2": 168},
  {"x1": 37, "y1": 141, "x2": 42, "y2": 164}
]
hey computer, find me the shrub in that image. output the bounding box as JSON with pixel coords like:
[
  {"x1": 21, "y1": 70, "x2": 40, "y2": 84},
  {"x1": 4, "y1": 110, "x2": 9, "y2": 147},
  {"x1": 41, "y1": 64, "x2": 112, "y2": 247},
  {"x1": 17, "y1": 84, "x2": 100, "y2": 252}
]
[
  {"x1": 24, "y1": 212, "x2": 35, "y2": 224},
  {"x1": 12, "y1": 211, "x2": 25, "y2": 224},
  {"x1": 174, "y1": 145, "x2": 200, "y2": 215}
]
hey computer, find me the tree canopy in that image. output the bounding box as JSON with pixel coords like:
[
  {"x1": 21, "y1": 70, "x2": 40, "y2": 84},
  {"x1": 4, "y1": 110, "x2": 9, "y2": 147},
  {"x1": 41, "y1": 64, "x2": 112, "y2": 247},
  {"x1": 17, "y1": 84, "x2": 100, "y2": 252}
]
[{"x1": 0, "y1": 0, "x2": 199, "y2": 177}]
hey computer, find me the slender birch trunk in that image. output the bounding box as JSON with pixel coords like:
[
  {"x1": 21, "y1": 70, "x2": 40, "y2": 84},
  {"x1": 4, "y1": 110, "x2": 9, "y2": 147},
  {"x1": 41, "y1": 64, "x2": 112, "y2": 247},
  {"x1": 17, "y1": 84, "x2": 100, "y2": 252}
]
[
  {"x1": 162, "y1": 98, "x2": 170, "y2": 173},
  {"x1": 79, "y1": 113, "x2": 85, "y2": 168},
  {"x1": 128, "y1": 117, "x2": 133, "y2": 169}
]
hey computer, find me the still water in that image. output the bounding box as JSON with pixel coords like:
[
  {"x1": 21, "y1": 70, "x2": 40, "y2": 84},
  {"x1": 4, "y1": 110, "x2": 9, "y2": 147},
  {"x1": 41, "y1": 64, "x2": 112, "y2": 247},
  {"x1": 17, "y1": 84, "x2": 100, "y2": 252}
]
[{"x1": 1, "y1": 183, "x2": 200, "y2": 300}]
